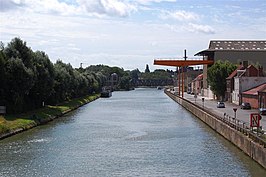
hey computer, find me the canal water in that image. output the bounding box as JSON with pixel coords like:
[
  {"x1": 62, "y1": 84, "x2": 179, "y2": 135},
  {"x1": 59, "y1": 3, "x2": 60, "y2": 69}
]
[{"x1": 0, "y1": 88, "x2": 265, "y2": 177}]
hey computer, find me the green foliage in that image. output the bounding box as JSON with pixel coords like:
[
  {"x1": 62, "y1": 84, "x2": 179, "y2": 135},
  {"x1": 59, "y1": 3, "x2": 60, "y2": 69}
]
[
  {"x1": 129, "y1": 69, "x2": 140, "y2": 86},
  {"x1": 130, "y1": 69, "x2": 140, "y2": 80},
  {"x1": 207, "y1": 60, "x2": 237, "y2": 99},
  {"x1": 85, "y1": 64, "x2": 125, "y2": 78},
  {"x1": 141, "y1": 69, "x2": 172, "y2": 80},
  {"x1": 0, "y1": 94, "x2": 99, "y2": 135},
  {"x1": 0, "y1": 124, "x2": 9, "y2": 134},
  {"x1": 0, "y1": 38, "x2": 107, "y2": 113},
  {"x1": 5, "y1": 58, "x2": 35, "y2": 112},
  {"x1": 4, "y1": 37, "x2": 34, "y2": 68},
  {"x1": 138, "y1": 68, "x2": 173, "y2": 87},
  {"x1": 0, "y1": 38, "x2": 175, "y2": 113},
  {"x1": 0, "y1": 46, "x2": 7, "y2": 105},
  {"x1": 118, "y1": 75, "x2": 131, "y2": 90},
  {"x1": 84, "y1": 64, "x2": 131, "y2": 90},
  {"x1": 29, "y1": 51, "x2": 55, "y2": 108}
]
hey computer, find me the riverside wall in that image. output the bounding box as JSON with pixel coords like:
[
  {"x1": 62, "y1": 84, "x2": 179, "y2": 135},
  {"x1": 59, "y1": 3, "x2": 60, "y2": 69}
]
[{"x1": 165, "y1": 90, "x2": 266, "y2": 169}]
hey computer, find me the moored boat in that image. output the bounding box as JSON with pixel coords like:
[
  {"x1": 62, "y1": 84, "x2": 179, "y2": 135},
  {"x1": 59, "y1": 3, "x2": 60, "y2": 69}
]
[
  {"x1": 101, "y1": 87, "x2": 112, "y2": 98},
  {"x1": 101, "y1": 90, "x2": 112, "y2": 98}
]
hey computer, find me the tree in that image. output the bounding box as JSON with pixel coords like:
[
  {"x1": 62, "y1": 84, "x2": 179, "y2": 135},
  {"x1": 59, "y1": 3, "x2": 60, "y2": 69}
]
[
  {"x1": 1, "y1": 38, "x2": 139, "y2": 113},
  {"x1": 29, "y1": 51, "x2": 55, "y2": 107},
  {"x1": 3, "y1": 38, "x2": 36, "y2": 112},
  {"x1": 5, "y1": 58, "x2": 35, "y2": 112},
  {"x1": 4, "y1": 37, "x2": 34, "y2": 69},
  {"x1": 130, "y1": 69, "x2": 140, "y2": 80},
  {"x1": 51, "y1": 60, "x2": 73, "y2": 103},
  {"x1": 145, "y1": 64, "x2": 150, "y2": 73},
  {"x1": 130, "y1": 69, "x2": 140, "y2": 86},
  {"x1": 0, "y1": 43, "x2": 7, "y2": 105},
  {"x1": 118, "y1": 75, "x2": 131, "y2": 90},
  {"x1": 110, "y1": 66, "x2": 125, "y2": 77},
  {"x1": 207, "y1": 60, "x2": 237, "y2": 100}
]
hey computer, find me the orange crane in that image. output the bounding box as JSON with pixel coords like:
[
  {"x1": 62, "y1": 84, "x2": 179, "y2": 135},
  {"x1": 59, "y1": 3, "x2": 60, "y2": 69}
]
[
  {"x1": 153, "y1": 59, "x2": 213, "y2": 67},
  {"x1": 153, "y1": 50, "x2": 214, "y2": 97}
]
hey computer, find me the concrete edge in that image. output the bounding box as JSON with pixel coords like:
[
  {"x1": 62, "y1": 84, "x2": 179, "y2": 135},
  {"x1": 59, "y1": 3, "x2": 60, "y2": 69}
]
[{"x1": 165, "y1": 90, "x2": 266, "y2": 169}]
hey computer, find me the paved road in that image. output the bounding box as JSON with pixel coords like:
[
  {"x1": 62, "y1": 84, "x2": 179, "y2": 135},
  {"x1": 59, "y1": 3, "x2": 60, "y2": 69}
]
[{"x1": 183, "y1": 92, "x2": 266, "y2": 130}]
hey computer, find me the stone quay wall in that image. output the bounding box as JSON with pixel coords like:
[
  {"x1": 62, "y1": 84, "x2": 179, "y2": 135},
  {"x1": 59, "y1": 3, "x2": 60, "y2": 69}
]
[{"x1": 165, "y1": 90, "x2": 266, "y2": 169}]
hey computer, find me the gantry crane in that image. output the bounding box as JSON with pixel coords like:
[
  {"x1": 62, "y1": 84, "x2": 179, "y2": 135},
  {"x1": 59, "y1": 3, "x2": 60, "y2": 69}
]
[{"x1": 153, "y1": 50, "x2": 214, "y2": 97}]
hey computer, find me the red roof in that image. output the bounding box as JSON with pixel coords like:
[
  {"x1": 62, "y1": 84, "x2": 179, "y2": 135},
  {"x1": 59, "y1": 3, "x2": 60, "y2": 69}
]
[
  {"x1": 259, "y1": 88, "x2": 266, "y2": 93},
  {"x1": 242, "y1": 83, "x2": 266, "y2": 95},
  {"x1": 193, "y1": 74, "x2": 203, "y2": 81},
  {"x1": 226, "y1": 65, "x2": 244, "y2": 79}
]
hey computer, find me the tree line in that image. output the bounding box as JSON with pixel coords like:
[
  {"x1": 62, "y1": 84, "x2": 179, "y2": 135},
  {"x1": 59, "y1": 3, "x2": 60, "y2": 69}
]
[
  {"x1": 0, "y1": 37, "x2": 241, "y2": 113},
  {"x1": 0, "y1": 38, "x2": 174, "y2": 114},
  {"x1": 0, "y1": 38, "x2": 129, "y2": 113}
]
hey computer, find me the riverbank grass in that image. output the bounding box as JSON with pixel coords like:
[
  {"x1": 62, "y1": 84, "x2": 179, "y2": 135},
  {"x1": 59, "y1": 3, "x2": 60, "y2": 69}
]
[{"x1": 0, "y1": 94, "x2": 100, "y2": 135}]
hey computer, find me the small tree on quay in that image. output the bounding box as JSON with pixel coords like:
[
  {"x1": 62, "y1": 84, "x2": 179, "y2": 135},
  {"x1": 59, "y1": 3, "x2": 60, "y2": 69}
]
[{"x1": 207, "y1": 60, "x2": 236, "y2": 100}]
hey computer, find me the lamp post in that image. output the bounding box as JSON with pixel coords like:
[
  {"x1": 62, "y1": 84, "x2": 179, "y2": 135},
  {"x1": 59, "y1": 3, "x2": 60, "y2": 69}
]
[
  {"x1": 202, "y1": 98, "x2": 205, "y2": 108},
  {"x1": 233, "y1": 108, "x2": 237, "y2": 119}
]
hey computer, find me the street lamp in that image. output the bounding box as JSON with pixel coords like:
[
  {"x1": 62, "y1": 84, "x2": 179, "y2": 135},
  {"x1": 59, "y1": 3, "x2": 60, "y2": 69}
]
[
  {"x1": 202, "y1": 98, "x2": 205, "y2": 108},
  {"x1": 233, "y1": 108, "x2": 237, "y2": 119}
]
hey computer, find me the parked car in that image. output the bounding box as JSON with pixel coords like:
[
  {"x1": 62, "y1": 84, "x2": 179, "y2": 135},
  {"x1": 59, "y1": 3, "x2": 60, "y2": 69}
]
[
  {"x1": 240, "y1": 102, "x2": 251, "y2": 109},
  {"x1": 259, "y1": 108, "x2": 266, "y2": 115},
  {"x1": 217, "y1": 102, "x2": 225, "y2": 108}
]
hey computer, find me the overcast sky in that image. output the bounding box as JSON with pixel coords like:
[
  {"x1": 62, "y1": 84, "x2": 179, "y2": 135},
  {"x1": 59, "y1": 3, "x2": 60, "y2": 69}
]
[{"x1": 1, "y1": 0, "x2": 266, "y2": 71}]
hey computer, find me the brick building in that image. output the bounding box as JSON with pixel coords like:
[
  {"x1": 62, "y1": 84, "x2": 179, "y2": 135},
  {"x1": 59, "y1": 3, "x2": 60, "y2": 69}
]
[
  {"x1": 226, "y1": 64, "x2": 264, "y2": 103},
  {"x1": 242, "y1": 83, "x2": 266, "y2": 109},
  {"x1": 191, "y1": 74, "x2": 203, "y2": 95}
]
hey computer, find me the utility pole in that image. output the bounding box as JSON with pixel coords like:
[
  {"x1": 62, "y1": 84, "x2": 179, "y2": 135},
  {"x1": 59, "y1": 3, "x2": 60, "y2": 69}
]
[
  {"x1": 182, "y1": 49, "x2": 187, "y2": 98},
  {"x1": 178, "y1": 67, "x2": 181, "y2": 96}
]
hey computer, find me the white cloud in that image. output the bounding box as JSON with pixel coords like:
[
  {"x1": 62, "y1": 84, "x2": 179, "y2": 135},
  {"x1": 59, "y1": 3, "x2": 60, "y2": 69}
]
[
  {"x1": 186, "y1": 23, "x2": 215, "y2": 34},
  {"x1": 0, "y1": 0, "x2": 81, "y2": 15},
  {"x1": 77, "y1": 0, "x2": 137, "y2": 17},
  {"x1": 135, "y1": 0, "x2": 176, "y2": 5},
  {"x1": 26, "y1": 0, "x2": 79, "y2": 15},
  {"x1": 0, "y1": 0, "x2": 25, "y2": 11},
  {"x1": 160, "y1": 10, "x2": 199, "y2": 21},
  {"x1": 1, "y1": 0, "x2": 137, "y2": 17},
  {"x1": 1, "y1": 0, "x2": 265, "y2": 71}
]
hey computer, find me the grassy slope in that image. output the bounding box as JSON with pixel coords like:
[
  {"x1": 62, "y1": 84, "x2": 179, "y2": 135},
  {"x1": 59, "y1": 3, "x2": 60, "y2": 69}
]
[{"x1": 0, "y1": 94, "x2": 100, "y2": 135}]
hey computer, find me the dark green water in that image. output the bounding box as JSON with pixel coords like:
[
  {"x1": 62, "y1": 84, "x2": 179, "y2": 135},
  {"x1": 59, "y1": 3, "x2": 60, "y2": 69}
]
[{"x1": 0, "y1": 88, "x2": 265, "y2": 177}]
